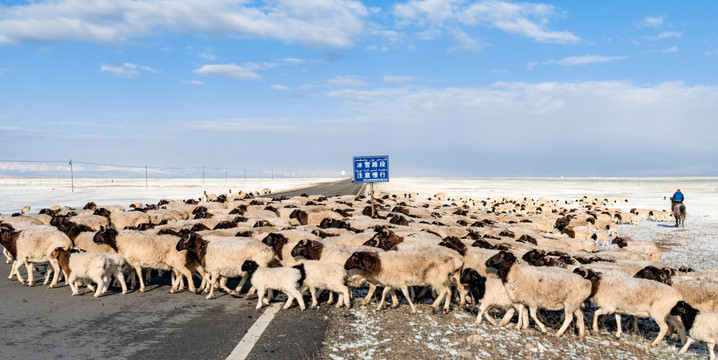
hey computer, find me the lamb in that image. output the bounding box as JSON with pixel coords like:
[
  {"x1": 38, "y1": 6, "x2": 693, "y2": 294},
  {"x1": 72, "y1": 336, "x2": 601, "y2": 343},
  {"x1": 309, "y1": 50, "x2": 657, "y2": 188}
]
[
  {"x1": 460, "y1": 268, "x2": 519, "y2": 326},
  {"x1": 671, "y1": 301, "x2": 718, "y2": 360},
  {"x1": 295, "y1": 260, "x2": 351, "y2": 308},
  {"x1": 344, "y1": 250, "x2": 455, "y2": 313},
  {"x1": 485, "y1": 250, "x2": 591, "y2": 340},
  {"x1": 241, "y1": 260, "x2": 306, "y2": 310},
  {"x1": 49, "y1": 248, "x2": 124, "y2": 297},
  {"x1": 573, "y1": 267, "x2": 685, "y2": 346},
  {"x1": 175, "y1": 233, "x2": 274, "y2": 299},
  {"x1": 1, "y1": 225, "x2": 72, "y2": 287},
  {"x1": 92, "y1": 226, "x2": 197, "y2": 293}
]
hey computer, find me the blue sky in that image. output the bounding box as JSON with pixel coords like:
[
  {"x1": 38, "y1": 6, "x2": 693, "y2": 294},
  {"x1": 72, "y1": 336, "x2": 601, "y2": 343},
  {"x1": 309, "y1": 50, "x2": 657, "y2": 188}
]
[{"x1": 1, "y1": 0, "x2": 717, "y2": 177}]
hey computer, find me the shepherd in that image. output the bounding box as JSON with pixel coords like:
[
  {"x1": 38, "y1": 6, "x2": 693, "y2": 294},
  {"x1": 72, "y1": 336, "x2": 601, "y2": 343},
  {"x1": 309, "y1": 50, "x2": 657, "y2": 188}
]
[{"x1": 670, "y1": 189, "x2": 686, "y2": 227}]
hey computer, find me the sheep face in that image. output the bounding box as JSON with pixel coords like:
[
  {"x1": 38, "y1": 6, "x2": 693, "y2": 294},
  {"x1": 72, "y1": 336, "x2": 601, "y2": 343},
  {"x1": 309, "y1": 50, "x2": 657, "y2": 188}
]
[
  {"x1": 344, "y1": 251, "x2": 381, "y2": 275},
  {"x1": 634, "y1": 266, "x2": 672, "y2": 285},
  {"x1": 0, "y1": 226, "x2": 19, "y2": 258},
  {"x1": 92, "y1": 226, "x2": 118, "y2": 250},
  {"x1": 290, "y1": 240, "x2": 323, "y2": 260},
  {"x1": 670, "y1": 301, "x2": 698, "y2": 331},
  {"x1": 611, "y1": 237, "x2": 628, "y2": 248},
  {"x1": 262, "y1": 233, "x2": 288, "y2": 259},
  {"x1": 83, "y1": 202, "x2": 97, "y2": 211},
  {"x1": 65, "y1": 223, "x2": 94, "y2": 240},
  {"x1": 522, "y1": 249, "x2": 545, "y2": 265},
  {"x1": 459, "y1": 268, "x2": 486, "y2": 302},
  {"x1": 289, "y1": 209, "x2": 309, "y2": 225},
  {"x1": 241, "y1": 259, "x2": 259, "y2": 277},
  {"x1": 93, "y1": 208, "x2": 111, "y2": 220},
  {"x1": 484, "y1": 251, "x2": 516, "y2": 282}
]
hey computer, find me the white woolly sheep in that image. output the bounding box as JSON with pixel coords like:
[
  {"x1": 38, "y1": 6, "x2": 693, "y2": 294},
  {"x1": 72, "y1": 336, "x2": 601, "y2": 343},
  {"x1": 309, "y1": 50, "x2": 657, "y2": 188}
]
[
  {"x1": 485, "y1": 251, "x2": 591, "y2": 340},
  {"x1": 175, "y1": 233, "x2": 274, "y2": 299},
  {"x1": 460, "y1": 268, "x2": 520, "y2": 326},
  {"x1": 50, "y1": 248, "x2": 118, "y2": 297},
  {"x1": 573, "y1": 267, "x2": 684, "y2": 346},
  {"x1": 344, "y1": 250, "x2": 455, "y2": 313},
  {"x1": 671, "y1": 301, "x2": 718, "y2": 360},
  {"x1": 241, "y1": 260, "x2": 306, "y2": 311},
  {"x1": 1, "y1": 225, "x2": 72, "y2": 287},
  {"x1": 92, "y1": 226, "x2": 196, "y2": 293},
  {"x1": 295, "y1": 260, "x2": 351, "y2": 308}
]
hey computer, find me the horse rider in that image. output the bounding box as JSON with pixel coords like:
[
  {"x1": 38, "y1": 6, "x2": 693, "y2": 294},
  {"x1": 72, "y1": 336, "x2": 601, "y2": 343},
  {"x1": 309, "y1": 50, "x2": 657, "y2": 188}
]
[{"x1": 671, "y1": 188, "x2": 684, "y2": 206}]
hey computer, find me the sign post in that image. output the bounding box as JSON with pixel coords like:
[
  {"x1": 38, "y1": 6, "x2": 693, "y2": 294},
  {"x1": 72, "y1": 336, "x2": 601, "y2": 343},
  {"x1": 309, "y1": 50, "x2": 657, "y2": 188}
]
[{"x1": 352, "y1": 155, "x2": 389, "y2": 217}]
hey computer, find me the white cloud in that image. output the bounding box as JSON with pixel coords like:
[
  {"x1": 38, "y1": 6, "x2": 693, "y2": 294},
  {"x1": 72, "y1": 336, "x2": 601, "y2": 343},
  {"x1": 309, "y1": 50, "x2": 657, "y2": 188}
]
[
  {"x1": 280, "y1": 58, "x2": 307, "y2": 64},
  {"x1": 271, "y1": 84, "x2": 289, "y2": 91},
  {"x1": 183, "y1": 80, "x2": 205, "y2": 85},
  {"x1": 663, "y1": 46, "x2": 679, "y2": 54},
  {"x1": 198, "y1": 52, "x2": 217, "y2": 61},
  {"x1": 395, "y1": 0, "x2": 580, "y2": 44},
  {"x1": 326, "y1": 75, "x2": 368, "y2": 87},
  {"x1": 636, "y1": 16, "x2": 663, "y2": 28},
  {"x1": 447, "y1": 29, "x2": 482, "y2": 53},
  {"x1": 383, "y1": 75, "x2": 414, "y2": 84},
  {"x1": 0, "y1": 68, "x2": 9, "y2": 75},
  {"x1": 100, "y1": 62, "x2": 160, "y2": 78},
  {"x1": 193, "y1": 63, "x2": 261, "y2": 80},
  {"x1": 646, "y1": 31, "x2": 682, "y2": 41},
  {"x1": 541, "y1": 54, "x2": 628, "y2": 67},
  {"x1": 185, "y1": 118, "x2": 296, "y2": 133},
  {"x1": 705, "y1": 49, "x2": 718, "y2": 57},
  {"x1": 0, "y1": 0, "x2": 368, "y2": 48}
]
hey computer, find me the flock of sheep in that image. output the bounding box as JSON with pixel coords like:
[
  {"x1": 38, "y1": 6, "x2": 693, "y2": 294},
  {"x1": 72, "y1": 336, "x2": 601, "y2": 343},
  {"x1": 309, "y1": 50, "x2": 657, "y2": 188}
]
[{"x1": 1, "y1": 190, "x2": 717, "y2": 359}]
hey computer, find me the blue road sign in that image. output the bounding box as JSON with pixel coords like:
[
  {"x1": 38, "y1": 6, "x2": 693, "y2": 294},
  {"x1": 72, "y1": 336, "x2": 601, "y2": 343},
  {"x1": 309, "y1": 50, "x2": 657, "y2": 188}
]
[{"x1": 353, "y1": 155, "x2": 389, "y2": 183}]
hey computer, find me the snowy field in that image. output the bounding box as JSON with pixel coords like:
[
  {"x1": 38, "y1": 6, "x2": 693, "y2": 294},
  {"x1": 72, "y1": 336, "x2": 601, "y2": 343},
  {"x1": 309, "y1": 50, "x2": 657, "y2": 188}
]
[
  {"x1": 2, "y1": 176, "x2": 717, "y2": 359},
  {"x1": 0, "y1": 177, "x2": 340, "y2": 215}
]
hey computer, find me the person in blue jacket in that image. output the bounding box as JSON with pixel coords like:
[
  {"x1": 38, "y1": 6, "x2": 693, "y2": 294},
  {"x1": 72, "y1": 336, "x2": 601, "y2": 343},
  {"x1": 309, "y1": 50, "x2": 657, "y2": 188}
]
[{"x1": 671, "y1": 189, "x2": 684, "y2": 205}]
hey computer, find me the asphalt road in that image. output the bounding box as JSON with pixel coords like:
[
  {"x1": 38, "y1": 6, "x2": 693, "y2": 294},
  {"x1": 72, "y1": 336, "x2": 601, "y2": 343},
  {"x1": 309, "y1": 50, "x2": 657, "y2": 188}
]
[{"x1": 0, "y1": 178, "x2": 363, "y2": 360}]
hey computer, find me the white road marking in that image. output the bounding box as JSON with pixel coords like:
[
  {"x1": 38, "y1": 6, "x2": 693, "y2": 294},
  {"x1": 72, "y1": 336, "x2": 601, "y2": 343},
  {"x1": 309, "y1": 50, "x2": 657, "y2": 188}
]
[{"x1": 226, "y1": 302, "x2": 282, "y2": 360}]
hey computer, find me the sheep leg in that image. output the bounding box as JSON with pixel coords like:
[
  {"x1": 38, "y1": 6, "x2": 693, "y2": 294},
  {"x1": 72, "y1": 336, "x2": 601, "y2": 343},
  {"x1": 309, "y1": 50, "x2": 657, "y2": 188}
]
[
  {"x1": 442, "y1": 285, "x2": 452, "y2": 313},
  {"x1": 309, "y1": 286, "x2": 319, "y2": 308},
  {"x1": 361, "y1": 283, "x2": 377, "y2": 306},
  {"x1": 246, "y1": 285, "x2": 257, "y2": 298},
  {"x1": 530, "y1": 306, "x2": 547, "y2": 333},
  {"x1": 175, "y1": 267, "x2": 196, "y2": 293},
  {"x1": 115, "y1": 270, "x2": 128, "y2": 295},
  {"x1": 286, "y1": 287, "x2": 306, "y2": 310},
  {"x1": 708, "y1": 343, "x2": 715, "y2": 360},
  {"x1": 615, "y1": 314, "x2": 624, "y2": 338},
  {"x1": 592, "y1": 308, "x2": 609, "y2": 333},
  {"x1": 25, "y1": 262, "x2": 35, "y2": 286},
  {"x1": 477, "y1": 303, "x2": 496, "y2": 325},
  {"x1": 574, "y1": 308, "x2": 586, "y2": 341},
  {"x1": 678, "y1": 338, "x2": 694, "y2": 355},
  {"x1": 8, "y1": 260, "x2": 17, "y2": 279},
  {"x1": 515, "y1": 304, "x2": 525, "y2": 330},
  {"x1": 206, "y1": 272, "x2": 219, "y2": 300},
  {"x1": 170, "y1": 271, "x2": 180, "y2": 293},
  {"x1": 43, "y1": 266, "x2": 52, "y2": 285},
  {"x1": 400, "y1": 286, "x2": 417, "y2": 313},
  {"x1": 12, "y1": 261, "x2": 25, "y2": 284},
  {"x1": 650, "y1": 316, "x2": 670, "y2": 347},
  {"x1": 255, "y1": 287, "x2": 266, "y2": 309},
  {"x1": 453, "y1": 273, "x2": 467, "y2": 306},
  {"x1": 498, "y1": 307, "x2": 516, "y2": 326},
  {"x1": 556, "y1": 308, "x2": 574, "y2": 337},
  {"x1": 326, "y1": 291, "x2": 335, "y2": 305},
  {"x1": 218, "y1": 276, "x2": 237, "y2": 296},
  {"x1": 68, "y1": 274, "x2": 80, "y2": 295},
  {"x1": 339, "y1": 286, "x2": 351, "y2": 309},
  {"x1": 48, "y1": 258, "x2": 63, "y2": 288},
  {"x1": 667, "y1": 315, "x2": 686, "y2": 345},
  {"x1": 135, "y1": 266, "x2": 147, "y2": 292},
  {"x1": 94, "y1": 276, "x2": 106, "y2": 298},
  {"x1": 377, "y1": 287, "x2": 390, "y2": 310},
  {"x1": 234, "y1": 273, "x2": 248, "y2": 294}
]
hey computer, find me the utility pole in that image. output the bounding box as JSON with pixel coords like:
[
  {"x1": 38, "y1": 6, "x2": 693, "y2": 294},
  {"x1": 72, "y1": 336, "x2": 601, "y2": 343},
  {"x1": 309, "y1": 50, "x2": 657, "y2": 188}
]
[{"x1": 69, "y1": 159, "x2": 74, "y2": 193}]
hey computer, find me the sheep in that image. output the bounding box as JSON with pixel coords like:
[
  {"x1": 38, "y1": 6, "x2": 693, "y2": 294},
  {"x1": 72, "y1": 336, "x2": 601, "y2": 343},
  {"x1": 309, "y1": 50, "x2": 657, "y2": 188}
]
[
  {"x1": 92, "y1": 226, "x2": 196, "y2": 293},
  {"x1": 70, "y1": 214, "x2": 109, "y2": 231},
  {"x1": 611, "y1": 237, "x2": 662, "y2": 262},
  {"x1": 671, "y1": 301, "x2": 718, "y2": 360},
  {"x1": 295, "y1": 260, "x2": 351, "y2": 308},
  {"x1": 634, "y1": 265, "x2": 718, "y2": 312},
  {"x1": 1, "y1": 225, "x2": 72, "y2": 287},
  {"x1": 485, "y1": 250, "x2": 591, "y2": 340},
  {"x1": 175, "y1": 233, "x2": 274, "y2": 299},
  {"x1": 573, "y1": 267, "x2": 685, "y2": 346},
  {"x1": 50, "y1": 248, "x2": 119, "y2": 297},
  {"x1": 344, "y1": 250, "x2": 455, "y2": 313},
  {"x1": 241, "y1": 260, "x2": 306, "y2": 311},
  {"x1": 460, "y1": 268, "x2": 519, "y2": 326}
]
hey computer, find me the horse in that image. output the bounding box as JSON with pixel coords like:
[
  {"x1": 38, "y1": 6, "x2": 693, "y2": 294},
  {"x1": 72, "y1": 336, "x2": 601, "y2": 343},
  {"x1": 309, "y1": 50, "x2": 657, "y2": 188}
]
[{"x1": 672, "y1": 202, "x2": 686, "y2": 227}]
